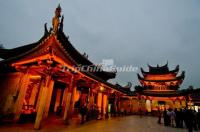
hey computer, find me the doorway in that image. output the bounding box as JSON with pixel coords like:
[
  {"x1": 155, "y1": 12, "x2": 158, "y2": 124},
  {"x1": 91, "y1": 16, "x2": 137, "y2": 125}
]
[{"x1": 49, "y1": 81, "x2": 67, "y2": 116}]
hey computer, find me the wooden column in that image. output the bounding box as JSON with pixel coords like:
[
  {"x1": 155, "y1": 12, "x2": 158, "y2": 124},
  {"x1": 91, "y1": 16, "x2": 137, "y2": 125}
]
[
  {"x1": 14, "y1": 71, "x2": 30, "y2": 121},
  {"x1": 63, "y1": 75, "x2": 74, "y2": 123},
  {"x1": 63, "y1": 75, "x2": 78, "y2": 124},
  {"x1": 43, "y1": 79, "x2": 54, "y2": 118},
  {"x1": 29, "y1": 83, "x2": 39, "y2": 106},
  {"x1": 61, "y1": 84, "x2": 69, "y2": 116},
  {"x1": 97, "y1": 92, "x2": 102, "y2": 113},
  {"x1": 104, "y1": 94, "x2": 109, "y2": 119},
  {"x1": 35, "y1": 80, "x2": 44, "y2": 112},
  {"x1": 62, "y1": 87, "x2": 68, "y2": 108},
  {"x1": 89, "y1": 91, "x2": 94, "y2": 109},
  {"x1": 150, "y1": 100, "x2": 152, "y2": 112},
  {"x1": 129, "y1": 99, "x2": 132, "y2": 114},
  {"x1": 34, "y1": 75, "x2": 52, "y2": 130},
  {"x1": 114, "y1": 94, "x2": 117, "y2": 116},
  {"x1": 101, "y1": 93, "x2": 104, "y2": 118},
  {"x1": 69, "y1": 85, "x2": 77, "y2": 117},
  {"x1": 63, "y1": 93, "x2": 72, "y2": 121}
]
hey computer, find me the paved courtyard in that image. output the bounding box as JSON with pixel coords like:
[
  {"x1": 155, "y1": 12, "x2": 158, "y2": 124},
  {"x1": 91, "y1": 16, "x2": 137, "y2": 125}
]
[{"x1": 0, "y1": 116, "x2": 187, "y2": 132}]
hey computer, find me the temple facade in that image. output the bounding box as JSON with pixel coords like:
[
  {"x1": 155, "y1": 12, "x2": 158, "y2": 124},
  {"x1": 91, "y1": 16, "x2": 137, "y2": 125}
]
[
  {"x1": 136, "y1": 63, "x2": 186, "y2": 112},
  {"x1": 138, "y1": 63, "x2": 185, "y2": 91},
  {"x1": 1, "y1": 5, "x2": 200, "y2": 130},
  {"x1": 0, "y1": 6, "x2": 131, "y2": 129}
]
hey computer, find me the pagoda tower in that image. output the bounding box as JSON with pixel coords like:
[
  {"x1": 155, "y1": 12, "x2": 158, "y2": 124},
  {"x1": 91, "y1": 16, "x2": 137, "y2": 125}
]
[
  {"x1": 137, "y1": 63, "x2": 185, "y2": 91},
  {"x1": 136, "y1": 63, "x2": 186, "y2": 112}
]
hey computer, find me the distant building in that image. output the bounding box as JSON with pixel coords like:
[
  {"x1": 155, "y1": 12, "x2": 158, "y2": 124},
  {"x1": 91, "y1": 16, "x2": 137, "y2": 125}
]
[
  {"x1": 138, "y1": 63, "x2": 185, "y2": 91},
  {"x1": 136, "y1": 63, "x2": 186, "y2": 112}
]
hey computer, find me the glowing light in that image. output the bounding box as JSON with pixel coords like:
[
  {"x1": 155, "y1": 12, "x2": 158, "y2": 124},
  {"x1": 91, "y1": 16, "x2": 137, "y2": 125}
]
[
  {"x1": 100, "y1": 86, "x2": 104, "y2": 91},
  {"x1": 30, "y1": 75, "x2": 41, "y2": 79},
  {"x1": 145, "y1": 74, "x2": 176, "y2": 80}
]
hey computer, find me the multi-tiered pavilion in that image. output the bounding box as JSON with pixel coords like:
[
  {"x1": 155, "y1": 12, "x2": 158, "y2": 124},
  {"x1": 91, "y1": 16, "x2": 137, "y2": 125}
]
[{"x1": 137, "y1": 63, "x2": 186, "y2": 111}]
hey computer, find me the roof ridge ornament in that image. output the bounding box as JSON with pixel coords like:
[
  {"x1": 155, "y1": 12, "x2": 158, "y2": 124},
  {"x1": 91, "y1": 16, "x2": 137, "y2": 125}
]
[
  {"x1": 52, "y1": 4, "x2": 62, "y2": 34},
  {"x1": 44, "y1": 23, "x2": 49, "y2": 35}
]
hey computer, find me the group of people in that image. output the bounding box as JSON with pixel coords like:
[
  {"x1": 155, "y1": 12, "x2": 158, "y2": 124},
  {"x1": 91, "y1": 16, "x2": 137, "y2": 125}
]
[
  {"x1": 80, "y1": 104, "x2": 99, "y2": 124},
  {"x1": 159, "y1": 108, "x2": 200, "y2": 132}
]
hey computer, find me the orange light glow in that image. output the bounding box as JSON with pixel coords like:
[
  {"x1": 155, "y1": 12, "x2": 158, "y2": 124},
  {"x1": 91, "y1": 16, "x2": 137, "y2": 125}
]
[
  {"x1": 100, "y1": 86, "x2": 104, "y2": 91},
  {"x1": 145, "y1": 74, "x2": 176, "y2": 81},
  {"x1": 30, "y1": 75, "x2": 41, "y2": 79}
]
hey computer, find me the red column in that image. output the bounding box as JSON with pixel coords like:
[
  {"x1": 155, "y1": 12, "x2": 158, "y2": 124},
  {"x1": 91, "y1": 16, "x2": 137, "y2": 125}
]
[{"x1": 34, "y1": 75, "x2": 52, "y2": 129}]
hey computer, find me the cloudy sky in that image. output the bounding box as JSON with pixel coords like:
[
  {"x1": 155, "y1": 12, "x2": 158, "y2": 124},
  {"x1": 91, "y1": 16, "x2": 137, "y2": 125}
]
[{"x1": 0, "y1": 0, "x2": 200, "y2": 89}]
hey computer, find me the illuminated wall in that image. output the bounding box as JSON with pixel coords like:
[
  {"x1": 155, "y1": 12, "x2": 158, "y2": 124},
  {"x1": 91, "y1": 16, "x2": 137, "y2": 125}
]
[
  {"x1": 0, "y1": 72, "x2": 23, "y2": 114},
  {"x1": 97, "y1": 93, "x2": 102, "y2": 112},
  {"x1": 145, "y1": 74, "x2": 176, "y2": 80},
  {"x1": 146, "y1": 100, "x2": 151, "y2": 112}
]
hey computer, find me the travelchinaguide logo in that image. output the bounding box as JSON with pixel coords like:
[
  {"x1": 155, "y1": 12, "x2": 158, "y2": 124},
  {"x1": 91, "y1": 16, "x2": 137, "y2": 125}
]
[{"x1": 62, "y1": 59, "x2": 138, "y2": 73}]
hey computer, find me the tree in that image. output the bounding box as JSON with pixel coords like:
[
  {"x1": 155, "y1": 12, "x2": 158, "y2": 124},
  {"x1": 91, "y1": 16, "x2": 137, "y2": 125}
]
[
  {"x1": 0, "y1": 44, "x2": 5, "y2": 49},
  {"x1": 134, "y1": 85, "x2": 145, "y2": 92},
  {"x1": 186, "y1": 85, "x2": 194, "y2": 94},
  {"x1": 188, "y1": 85, "x2": 194, "y2": 90}
]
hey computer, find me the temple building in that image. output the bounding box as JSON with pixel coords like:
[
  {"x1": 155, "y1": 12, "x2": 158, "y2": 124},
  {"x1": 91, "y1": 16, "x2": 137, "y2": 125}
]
[
  {"x1": 136, "y1": 63, "x2": 186, "y2": 112},
  {"x1": 0, "y1": 5, "x2": 131, "y2": 129},
  {"x1": 1, "y1": 5, "x2": 200, "y2": 130}
]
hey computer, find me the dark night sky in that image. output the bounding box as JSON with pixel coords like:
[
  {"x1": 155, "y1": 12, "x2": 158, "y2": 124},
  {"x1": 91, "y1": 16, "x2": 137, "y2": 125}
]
[{"x1": 0, "y1": 0, "x2": 200, "y2": 89}]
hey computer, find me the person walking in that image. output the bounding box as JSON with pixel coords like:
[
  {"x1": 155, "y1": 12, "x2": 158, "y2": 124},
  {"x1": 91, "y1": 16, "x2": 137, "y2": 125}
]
[
  {"x1": 167, "y1": 108, "x2": 172, "y2": 126},
  {"x1": 193, "y1": 110, "x2": 198, "y2": 131},
  {"x1": 179, "y1": 109, "x2": 184, "y2": 128},
  {"x1": 80, "y1": 104, "x2": 88, "y2": 124},
  {"x1": 197, "y1": 110, "x2": 200, "y2": 130},
  {"x1": 174, "y1": 108, "x2": 180, "y2": 128},
  {"x1": 186, "y1": 109, "x2": 194, "y2": 132},
  {"x1": 163, "y1": 108, "x2": 168, "y2": 126},
  {"x1": 157, "y1": 108, "x2": 162, "y2": 124},
  {"x1": 170, "y1": 109, "x2": 176, "y2": 127}
]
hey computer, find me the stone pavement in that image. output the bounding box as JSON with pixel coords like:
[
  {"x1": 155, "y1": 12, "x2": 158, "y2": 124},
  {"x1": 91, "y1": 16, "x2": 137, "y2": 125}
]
[{"x1": 0, "y1": 116, "x2": 187, "y2": 132}]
